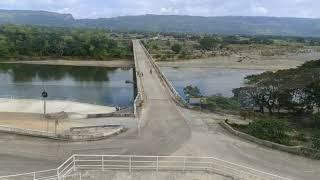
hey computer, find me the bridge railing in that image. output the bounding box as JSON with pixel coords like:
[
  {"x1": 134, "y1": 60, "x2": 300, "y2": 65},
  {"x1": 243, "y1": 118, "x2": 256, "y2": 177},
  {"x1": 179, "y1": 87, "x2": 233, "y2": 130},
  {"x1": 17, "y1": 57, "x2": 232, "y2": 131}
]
[
  {"x1": 0, "y1": 154, "x2": 292, "y2": 180},
  {"x1": 132, "y1": 40, "x2": 146, "y2": 118}
]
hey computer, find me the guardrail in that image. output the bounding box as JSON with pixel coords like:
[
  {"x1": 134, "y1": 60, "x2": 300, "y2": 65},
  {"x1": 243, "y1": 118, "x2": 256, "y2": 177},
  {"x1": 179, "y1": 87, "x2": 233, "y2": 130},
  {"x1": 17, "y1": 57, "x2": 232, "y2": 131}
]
[
  {"x1": 0, "y1": 154, "x2": 291, "y2": 180},
  {"x1": 132, "y1": 40, "x2": 146, "y2": 118}
]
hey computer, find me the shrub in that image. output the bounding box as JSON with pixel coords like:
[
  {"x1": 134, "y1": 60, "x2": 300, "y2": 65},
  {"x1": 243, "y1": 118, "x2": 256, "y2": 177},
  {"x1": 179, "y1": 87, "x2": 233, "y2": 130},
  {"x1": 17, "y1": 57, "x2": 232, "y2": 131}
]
[
  {"x1": 171, "y1": 43, "x2": 182, "y2": 54},
  {"x1": 294, "y1": 132, "x2": 308, "y2": 142},
  {"x1": 206, "y1": 95, "x2": 240, "y2": 111},
  {"x1": 312, "y1": 131, "x2": 320, "y2": 150},
  {"x1": 246, "y1": 118, "x2": 292, "y2": 145},
  {"x1": 313, "y1": 112, "x2": 320, "y2": 128}
]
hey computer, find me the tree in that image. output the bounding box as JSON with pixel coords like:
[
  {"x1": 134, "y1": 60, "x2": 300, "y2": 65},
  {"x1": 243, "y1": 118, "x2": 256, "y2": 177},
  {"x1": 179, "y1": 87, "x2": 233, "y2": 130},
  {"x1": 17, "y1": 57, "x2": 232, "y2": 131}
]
[
  {"x1": 0, "y1": 35, "x2": 9, "y2": 57},
  {"x1": 183, "y1": 85, "x2": 202, "y2": 99},
  {"x1": 304, "y1": 80, "x2": 320, "y2": 112},
  {"x1": 199, "y1": 36, "x2": 221, "y2": 50},
  {"x1": 171, "y1": 43, "x2": 182, "y2": 54},
  {"x1": 0, "y1": 24, "x2": 133, "y2": 60}
]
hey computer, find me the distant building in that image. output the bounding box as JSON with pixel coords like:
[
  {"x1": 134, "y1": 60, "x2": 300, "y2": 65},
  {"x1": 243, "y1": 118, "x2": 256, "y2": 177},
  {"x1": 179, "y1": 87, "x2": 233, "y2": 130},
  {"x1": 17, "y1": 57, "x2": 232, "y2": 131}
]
[
  {"x1": 109, "y1": 33, "x2": 120, "y2": 38},
  {"x1": 188, "y1": 97, "x2": 207, "y2": 105}
]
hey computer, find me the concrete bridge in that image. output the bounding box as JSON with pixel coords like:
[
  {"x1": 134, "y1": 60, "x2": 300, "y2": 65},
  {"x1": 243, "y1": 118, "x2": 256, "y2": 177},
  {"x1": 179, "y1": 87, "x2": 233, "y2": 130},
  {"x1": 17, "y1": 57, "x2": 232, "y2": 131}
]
[{"x1": 0, "y1": 40, "x2": 319, "y2": 180}]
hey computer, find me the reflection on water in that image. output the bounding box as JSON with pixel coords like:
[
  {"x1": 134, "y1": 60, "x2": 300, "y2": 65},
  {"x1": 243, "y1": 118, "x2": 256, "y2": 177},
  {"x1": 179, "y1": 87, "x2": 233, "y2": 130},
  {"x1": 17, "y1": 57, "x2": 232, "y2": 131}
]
[
  {"x1": 160, "y1": 67, "x2": 264, "y2": 98},
  {"x1": 0, "y1": 64, "x2": 134, "y2": 107}
]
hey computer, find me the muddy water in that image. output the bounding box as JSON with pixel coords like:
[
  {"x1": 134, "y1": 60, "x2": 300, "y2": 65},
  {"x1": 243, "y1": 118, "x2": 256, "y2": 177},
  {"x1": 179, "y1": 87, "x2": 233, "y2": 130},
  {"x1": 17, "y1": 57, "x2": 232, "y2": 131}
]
[{"x1": 161, "y1": 67, "x2": 264, "y2": 98}]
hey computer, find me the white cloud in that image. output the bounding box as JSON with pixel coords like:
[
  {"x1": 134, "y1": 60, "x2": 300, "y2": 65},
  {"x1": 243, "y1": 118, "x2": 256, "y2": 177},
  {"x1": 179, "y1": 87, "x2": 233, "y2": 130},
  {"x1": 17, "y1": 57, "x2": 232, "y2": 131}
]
[
  {"x1": 160, "y1": 7, "x2": 180, "y2": 14},
  {"x1": 252, "y1": 6, "x2": 268, "y2": 15},
  {"x1": 0, "y1": 0, "x2": 319, "y2": 18}
]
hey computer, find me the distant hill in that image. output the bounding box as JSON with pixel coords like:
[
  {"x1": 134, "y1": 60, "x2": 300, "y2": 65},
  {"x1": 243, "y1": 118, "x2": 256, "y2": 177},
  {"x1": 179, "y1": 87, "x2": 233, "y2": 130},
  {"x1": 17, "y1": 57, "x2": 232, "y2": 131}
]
[
  {"x1": 0, "y1": 9, "x2": 74, "y2": 26},
  {"x1": 1, "y1": 9, "x2": 320, "y2": 37}
]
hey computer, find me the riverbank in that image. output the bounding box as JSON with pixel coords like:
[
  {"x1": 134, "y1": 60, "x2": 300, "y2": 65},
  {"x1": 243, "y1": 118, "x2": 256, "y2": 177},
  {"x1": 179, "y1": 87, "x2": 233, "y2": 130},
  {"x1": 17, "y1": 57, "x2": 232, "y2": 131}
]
[
  {"x1": 1, "y1": 60, "x2": 134, "y2": 68},
  {"x1": 0, "y1": 98, "x2": 117, "y2": 133},
  {"x1": 0, "y1": 98, "x2": 116, "y2": 115},
  {"x1": 157, "y1": 53, "x2": 318, "y2": 71}
]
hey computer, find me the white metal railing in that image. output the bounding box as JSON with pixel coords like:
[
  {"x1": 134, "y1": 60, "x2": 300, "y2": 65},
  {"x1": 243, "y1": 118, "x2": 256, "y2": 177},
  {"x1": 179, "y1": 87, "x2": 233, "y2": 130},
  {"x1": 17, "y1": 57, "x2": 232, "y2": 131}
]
[
  {"x1": 0, "y1": 154, "x2": 292, "y2": 180},
  {"x1": 132, "y1": 40, "x2": 146, "y2": 118}
]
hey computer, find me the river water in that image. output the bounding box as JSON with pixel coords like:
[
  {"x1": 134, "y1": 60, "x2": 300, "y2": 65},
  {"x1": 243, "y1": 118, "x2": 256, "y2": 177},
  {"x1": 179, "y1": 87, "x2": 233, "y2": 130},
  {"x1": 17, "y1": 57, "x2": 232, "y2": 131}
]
[
  {"x1": 160, "y1": 67, "x2": 264, "y2": 99},
  {"x1": 0, "y1": 64, "x2": 264, "y2": 107},
  {"x1": 0, "y1": 64, "x2": 134, "y2": 107}
]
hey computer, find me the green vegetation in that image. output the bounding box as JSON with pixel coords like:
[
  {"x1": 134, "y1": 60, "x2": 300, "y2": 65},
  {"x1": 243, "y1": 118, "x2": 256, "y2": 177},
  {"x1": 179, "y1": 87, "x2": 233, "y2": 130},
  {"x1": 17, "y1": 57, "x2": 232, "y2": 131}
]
[
  {"x1": 233, "y1": 60, "x2": 320, "y2": 115},
  {"x1": 183, "y1": 86, "x2": 239, "y2": 111},
  {"x1": 312, "y1": 131, "x2": 320, "y2": 150},
  {"x1": 227, "y1": 59, "x2": 320, "y2": 150},
  {"x1": 143, "y1": 34, "x2": 319, "y2": 61},
  {"x1": 230, "y1": 118, "x2": 292, "y2": 145},
  {"x1": 206, "y1": 95, "x2": 240, "y2": 111},
  {"x1": 171, "y1": 43, "x2": 182, "y2": 54},
  {"x1": 199, "y1": 36, "x2": 221, "y2": 50},
  {"x1": 183, "y1": 85, "x2": 202, "y2": 99},
  {"x1": 0, "y1": 25, "x2": 133, "y2": 60}
]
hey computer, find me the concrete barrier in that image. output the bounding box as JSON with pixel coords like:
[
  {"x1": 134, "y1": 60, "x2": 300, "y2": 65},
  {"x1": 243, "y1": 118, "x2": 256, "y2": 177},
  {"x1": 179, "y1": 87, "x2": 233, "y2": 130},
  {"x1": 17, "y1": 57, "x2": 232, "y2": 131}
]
[
  {"x1": 220, "y1": 121, "x2": 320, "y2": 159},
  {"x1": 0, "y1": 125, "x2": 125, "y2": 141},
  {"x1": 133, "y1": 40, "x2": 145, "y2": 118}
]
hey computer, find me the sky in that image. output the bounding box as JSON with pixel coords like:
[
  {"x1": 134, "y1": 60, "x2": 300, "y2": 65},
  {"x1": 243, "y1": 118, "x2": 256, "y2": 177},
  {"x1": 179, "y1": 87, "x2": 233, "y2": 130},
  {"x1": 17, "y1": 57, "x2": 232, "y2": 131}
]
[{"x1": 0, "y1": 0, "x2": 318, "y2": 19}]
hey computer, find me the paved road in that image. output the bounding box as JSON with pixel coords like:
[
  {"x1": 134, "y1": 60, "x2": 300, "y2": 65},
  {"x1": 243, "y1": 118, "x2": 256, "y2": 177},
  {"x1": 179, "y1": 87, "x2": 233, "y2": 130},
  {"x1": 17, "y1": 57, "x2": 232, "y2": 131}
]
[
  {"x1": 176, "y1": 108, "x2": 320, "y2": 180},
  {"x1": 0, "y1": 40, "x2": 320, "y2": 180},
  {"x1": 0, "y1": 40, "x2": 191, "y2": 175}
]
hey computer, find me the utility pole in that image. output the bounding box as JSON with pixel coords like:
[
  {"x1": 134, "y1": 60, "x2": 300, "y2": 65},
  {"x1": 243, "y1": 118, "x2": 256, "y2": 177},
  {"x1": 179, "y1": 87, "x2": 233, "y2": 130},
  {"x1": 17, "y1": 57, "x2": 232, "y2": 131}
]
[
  {"x1": 42, "y1": 89, "x2": 48, "y2": 115},
  {"x1": 42, "y1": 86, "x2": 48, "y2": 132}
]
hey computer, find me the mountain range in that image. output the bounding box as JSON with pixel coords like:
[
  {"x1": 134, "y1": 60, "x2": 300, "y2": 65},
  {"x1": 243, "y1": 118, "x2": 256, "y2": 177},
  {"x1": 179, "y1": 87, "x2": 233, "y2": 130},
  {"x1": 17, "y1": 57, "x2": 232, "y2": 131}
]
[{"x1": 1, "y1": 9, "x2": 320, "y2": 37}]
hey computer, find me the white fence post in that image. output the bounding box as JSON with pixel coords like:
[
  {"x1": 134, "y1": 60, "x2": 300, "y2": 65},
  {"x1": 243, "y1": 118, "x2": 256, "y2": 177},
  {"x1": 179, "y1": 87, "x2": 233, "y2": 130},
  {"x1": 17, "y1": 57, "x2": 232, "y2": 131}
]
[
  {"x1": 156, "y1": 156, "x2": 159, "y2": 173},
  {"x1": 102, "y1": 156, "x2": 104, "y2": 171},
  {"x1": 129, "y1": 156, "x2": 132, "y2": 173},
  {"x1": 183, "y1": 157, "x2": 186, "y2": 172},
  {"x1": 57, "y1": 169, "x2": 60, "y2": 180},
  {"x1": 33, "y1": 172, "x2": 36, "y2": 180},
  {"x1": 73, "y1": 155, "x2": 76, "y2": 171}
]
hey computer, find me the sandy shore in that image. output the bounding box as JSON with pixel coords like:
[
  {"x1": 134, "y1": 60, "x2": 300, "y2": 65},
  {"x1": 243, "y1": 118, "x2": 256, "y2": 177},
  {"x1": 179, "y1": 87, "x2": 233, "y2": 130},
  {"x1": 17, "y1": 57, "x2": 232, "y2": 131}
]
[
  {"x1": 1, "y1": 60, "x2": 134, "y2": 68},
  {"x1": 0, "y1": 98, "x2": 116, "y2": 115},
  {"x1": 157, "y1": 52, "x2": 320, "y2": 71}
]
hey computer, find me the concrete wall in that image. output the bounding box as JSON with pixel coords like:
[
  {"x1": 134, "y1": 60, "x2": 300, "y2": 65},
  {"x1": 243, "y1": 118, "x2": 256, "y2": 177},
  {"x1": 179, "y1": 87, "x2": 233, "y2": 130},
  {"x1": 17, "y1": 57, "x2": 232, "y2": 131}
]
[
  {"x1": 87, "y1": 113, "x2": 135, "y2": 118},
  {"x1": 133, "y1": 40, "x2": 145, "y2": 118},
  {"x1": 0, "y1": 125, "x2": 125, "y2": 141},
  {"x1": 65, "y1": 170, "x2": 232, "y2": 180},
  {"x1": 220, "y1": 121, "x2": 320, "y2": 159}
]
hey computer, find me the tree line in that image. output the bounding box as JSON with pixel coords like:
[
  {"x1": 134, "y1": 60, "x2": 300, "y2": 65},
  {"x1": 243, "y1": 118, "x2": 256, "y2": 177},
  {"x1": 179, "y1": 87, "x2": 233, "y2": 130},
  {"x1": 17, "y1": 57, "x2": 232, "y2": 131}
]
[
  {"x1": 0, "y1": 25, "x2": 133, "y2": 60},
  {"x1": 233, "y1": 60, "x2": 320, "y2": 116}
]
